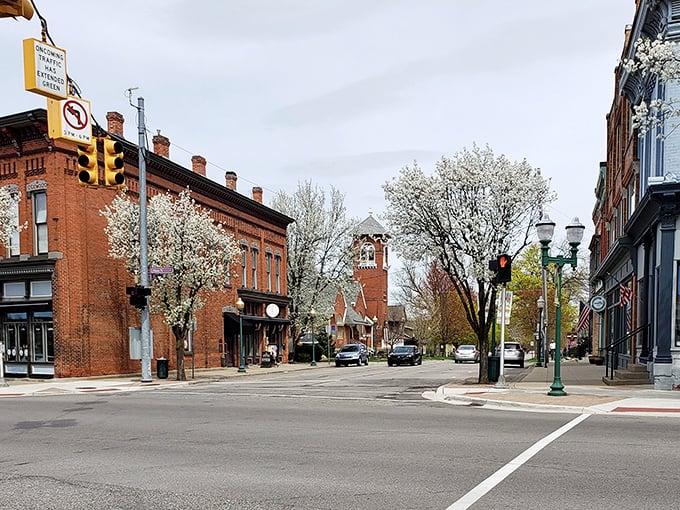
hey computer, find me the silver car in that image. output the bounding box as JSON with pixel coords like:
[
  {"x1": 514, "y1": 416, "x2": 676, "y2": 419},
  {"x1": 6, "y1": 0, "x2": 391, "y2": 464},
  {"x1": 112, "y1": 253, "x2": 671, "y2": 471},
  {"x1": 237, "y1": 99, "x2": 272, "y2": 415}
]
[
  {"x1": 335, "y1": 343, "x2": 369, "y2": 367},
  {"x1": 496, "y1": 342, "x2": 525, "y2": 368},
  {"x1": 454, "y1": 344, "x2": 479, "y2": 363}
]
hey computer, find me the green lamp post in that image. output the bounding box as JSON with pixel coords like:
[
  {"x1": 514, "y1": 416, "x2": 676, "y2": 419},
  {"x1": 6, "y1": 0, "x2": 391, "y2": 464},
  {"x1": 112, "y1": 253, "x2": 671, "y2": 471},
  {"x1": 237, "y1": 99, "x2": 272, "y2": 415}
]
[
  {"x1": 535, "y1": 214, "x2": 585, "y2": 396},
  {"x1": 309, "y1": 308, "x2": 317, "y2": 366},
  {"x1": 236, "y1": 297, "x2": 246, "y2": 373}
]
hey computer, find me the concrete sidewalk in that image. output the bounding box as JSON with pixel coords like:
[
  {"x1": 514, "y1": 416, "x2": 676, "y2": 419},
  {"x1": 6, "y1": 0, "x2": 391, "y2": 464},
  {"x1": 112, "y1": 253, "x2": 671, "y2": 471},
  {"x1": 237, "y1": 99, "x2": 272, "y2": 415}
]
[
  {"x1": 427, "y1": 359, "x2": 680, "y2": 416},
  {"x1": 0, "y1": 361, "x2": 317, "y2": 398}
]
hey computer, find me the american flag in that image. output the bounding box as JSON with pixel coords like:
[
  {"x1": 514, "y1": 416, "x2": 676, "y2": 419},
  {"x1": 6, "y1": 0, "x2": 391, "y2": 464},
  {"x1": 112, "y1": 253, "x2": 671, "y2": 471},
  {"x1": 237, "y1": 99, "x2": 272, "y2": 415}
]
[
  {"x1": 619, "y1": 284, "x2": 632, "y2": 308},
  {"x1": 577, "y1": 302, "x2": 591, "y2": 333}
]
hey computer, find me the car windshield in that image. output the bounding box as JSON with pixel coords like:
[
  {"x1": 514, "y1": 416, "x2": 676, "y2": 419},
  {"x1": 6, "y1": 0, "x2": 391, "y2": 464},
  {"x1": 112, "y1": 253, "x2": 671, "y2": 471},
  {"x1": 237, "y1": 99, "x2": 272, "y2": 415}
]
[
  {"x1": 393, "y1": 346, "x2": 413, "y2": 353},
  {"x1": 458, "y1": 345, "x2": 475, "y2": 351},
  {"x1": 340, "y1": 345, "x2": 359, "y2": 352}
]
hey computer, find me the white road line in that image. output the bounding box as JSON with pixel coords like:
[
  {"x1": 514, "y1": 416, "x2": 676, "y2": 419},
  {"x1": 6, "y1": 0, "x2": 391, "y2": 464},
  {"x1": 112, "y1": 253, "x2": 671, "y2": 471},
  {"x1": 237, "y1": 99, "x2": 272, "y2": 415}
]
[{"x1": 446, "y1": 413, "x2": 590, "y2": 510}]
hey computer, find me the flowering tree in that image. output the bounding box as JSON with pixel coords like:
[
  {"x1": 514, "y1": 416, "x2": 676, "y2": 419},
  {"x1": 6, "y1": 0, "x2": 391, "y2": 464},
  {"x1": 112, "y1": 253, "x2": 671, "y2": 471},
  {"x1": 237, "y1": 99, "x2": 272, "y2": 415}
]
[
  {"x1": 623, "y1": 36, "x2": 680, "y2": 136},
  {"x1": 271, "y1": 181, "x2": 357, "y2": 349},
  {"x1": 101, "y1": 189, "x2": 240, "y2": 380},
  {"x1": 384, "y1": 144, "x2": 553, "y2": 382},
  {"x1": 0, "y1": 187, "x2": 23, "y2": 248}
]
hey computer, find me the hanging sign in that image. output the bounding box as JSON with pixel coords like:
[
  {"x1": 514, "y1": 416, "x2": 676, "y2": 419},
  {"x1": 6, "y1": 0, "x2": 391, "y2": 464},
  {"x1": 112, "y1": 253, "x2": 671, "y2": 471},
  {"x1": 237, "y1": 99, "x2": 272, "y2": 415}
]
[
  {"x1": 23, "y1": 38, "x2": 68, "y2": 100},
  {"x1": 47, "y1": 96, "x2": 92, "y2": 143}
]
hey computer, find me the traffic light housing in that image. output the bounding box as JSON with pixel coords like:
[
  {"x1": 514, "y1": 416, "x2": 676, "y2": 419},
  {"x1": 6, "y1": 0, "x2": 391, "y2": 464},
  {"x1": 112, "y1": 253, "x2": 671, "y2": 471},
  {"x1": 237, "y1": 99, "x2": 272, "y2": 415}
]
[
  {"x1": 496, "y1": 254, "x2": 512, "y2": 283},
  {"x1": 0, "y1": 0, "x2": 35, "y2": 20},
  {"x1": 126, "y1": 285, "x2": 151, "y2": 309},
  {"x1": 77, "y1": 140, "x2": 98, "y2": 186},
  {"x1": 103, "y1": 138, "x2": 125, "y2": 187}
]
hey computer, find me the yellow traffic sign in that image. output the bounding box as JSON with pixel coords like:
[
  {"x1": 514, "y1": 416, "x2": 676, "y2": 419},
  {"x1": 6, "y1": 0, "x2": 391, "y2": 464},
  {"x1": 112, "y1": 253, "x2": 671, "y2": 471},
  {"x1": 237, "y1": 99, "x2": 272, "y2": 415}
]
[{"x1": 23, "y1": 38, "x2": 68, "y2": 100}]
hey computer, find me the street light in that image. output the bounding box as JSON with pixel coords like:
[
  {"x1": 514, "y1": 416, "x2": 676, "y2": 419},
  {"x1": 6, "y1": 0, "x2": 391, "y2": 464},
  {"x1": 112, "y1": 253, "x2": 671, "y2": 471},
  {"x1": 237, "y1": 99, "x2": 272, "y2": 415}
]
[
  {"x1": 536, "y1": 296, "x2": 545, "y2": 367},
  {"x1": 236, "y1": 297, "x2": 246, "y2": 373},
  {"x1": 536, "y1": 214, "x2": 585, "y2": 396},
  {"x1": 309, "y1": 308, "x2": 317, "y2": 366}
]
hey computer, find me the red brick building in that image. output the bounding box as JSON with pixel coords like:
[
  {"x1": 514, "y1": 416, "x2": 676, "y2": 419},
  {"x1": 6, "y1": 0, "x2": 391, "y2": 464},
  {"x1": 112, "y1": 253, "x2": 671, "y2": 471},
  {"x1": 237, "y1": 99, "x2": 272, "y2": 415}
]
[
  {"x1": 0, "y1": 108, "x2": 292, "y2": 378},
  {"x1": 329, "y1": 212, "x2": 395, "y2": 352}
]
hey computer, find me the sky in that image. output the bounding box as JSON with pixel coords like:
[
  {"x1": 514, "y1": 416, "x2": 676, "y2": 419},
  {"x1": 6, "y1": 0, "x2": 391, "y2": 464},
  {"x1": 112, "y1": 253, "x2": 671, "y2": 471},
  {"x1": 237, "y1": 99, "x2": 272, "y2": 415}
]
[{"x1": 2, "y1": 0, "x2": 637, "y2": 289}]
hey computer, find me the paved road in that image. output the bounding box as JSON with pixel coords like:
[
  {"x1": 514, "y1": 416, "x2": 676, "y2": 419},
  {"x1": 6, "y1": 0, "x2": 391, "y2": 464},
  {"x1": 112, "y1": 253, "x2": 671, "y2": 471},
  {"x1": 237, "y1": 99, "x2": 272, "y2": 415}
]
[{"x1": 0, "y1": 361, "x2": 673, "y2": 509}]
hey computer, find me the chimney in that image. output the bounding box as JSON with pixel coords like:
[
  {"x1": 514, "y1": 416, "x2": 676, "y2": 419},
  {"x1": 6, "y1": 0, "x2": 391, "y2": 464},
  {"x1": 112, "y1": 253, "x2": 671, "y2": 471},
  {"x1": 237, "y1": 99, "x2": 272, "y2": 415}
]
[
  {"x1": 106, "y1": 112, "x2": 124, "y2": 137},
  {"x1": 252, "y1": 187, "x2": 263, "y2": 203},
  {"x1": 191, "y1": 155, "x2": 206, "y2": 176},
  {"x1": 225, "y1": 171, "x2": 237, "y2": 191},
  {"x1": 152, "y1": 132, "x2": 170, "y2": 158}
]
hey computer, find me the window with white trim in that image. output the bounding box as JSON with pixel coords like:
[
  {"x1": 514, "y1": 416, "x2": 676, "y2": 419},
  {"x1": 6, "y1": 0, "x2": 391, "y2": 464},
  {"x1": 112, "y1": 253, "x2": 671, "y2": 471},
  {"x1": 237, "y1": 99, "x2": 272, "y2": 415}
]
[{"x1": 33, "y1": 191, "x2": 47, "y2": 254}]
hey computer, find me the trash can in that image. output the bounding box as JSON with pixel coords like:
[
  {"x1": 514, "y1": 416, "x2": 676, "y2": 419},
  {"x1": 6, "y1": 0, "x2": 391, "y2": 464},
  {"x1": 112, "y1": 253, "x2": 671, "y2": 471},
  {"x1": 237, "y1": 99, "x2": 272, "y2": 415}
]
[
  {"x1": 488, "y1": 355, "x2": 500, "y2": 382},
  {"x1": 156, "y1": 357, "x2": 168, "y2": 379}
]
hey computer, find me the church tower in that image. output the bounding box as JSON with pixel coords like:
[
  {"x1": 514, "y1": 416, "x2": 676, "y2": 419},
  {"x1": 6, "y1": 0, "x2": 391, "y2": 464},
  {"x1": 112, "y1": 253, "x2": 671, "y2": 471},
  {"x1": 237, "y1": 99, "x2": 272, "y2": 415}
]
[{"x1": 353, "y1": 211, "x2": 390, "y2": 350}]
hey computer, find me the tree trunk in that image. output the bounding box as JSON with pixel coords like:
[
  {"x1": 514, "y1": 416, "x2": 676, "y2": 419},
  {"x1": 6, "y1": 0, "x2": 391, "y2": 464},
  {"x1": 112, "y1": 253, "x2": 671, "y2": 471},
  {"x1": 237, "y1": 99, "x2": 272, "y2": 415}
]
[{"x1": 173, "y1": 328, "x2": 186, "y2": 381}]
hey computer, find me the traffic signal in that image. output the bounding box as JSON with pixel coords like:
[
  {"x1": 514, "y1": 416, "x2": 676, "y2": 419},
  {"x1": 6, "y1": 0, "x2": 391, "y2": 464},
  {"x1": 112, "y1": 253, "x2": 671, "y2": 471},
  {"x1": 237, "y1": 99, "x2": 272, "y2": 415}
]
[
  {"x1": 126, "y1": 285, "x2": 151, "y2": 309},
  {"x1": 103, "y1": 138, "x2": 125, "y2": 187},
  {"x1": 0, "y1": 0, "x2": 35, "y2": 20},
  {"x1": 496, "y1": 254, "x2": 512, "y2": 283},
  {"x1": 77, "y1": 140, "x2": 98, "y2": 186}
]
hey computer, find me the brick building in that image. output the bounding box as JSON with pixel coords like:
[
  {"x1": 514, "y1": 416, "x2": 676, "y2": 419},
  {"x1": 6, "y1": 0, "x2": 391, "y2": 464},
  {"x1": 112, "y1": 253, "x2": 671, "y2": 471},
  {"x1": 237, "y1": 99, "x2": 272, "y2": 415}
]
[
  {"x1": 329, "y1": 212, "x2": 400, "y2": 353},
  {"x1": 0, "y1": 108, "x2": 292, "y2": 378},
  {"x1": 592, "y1": 0, "x2": 680, "y2": 389}
]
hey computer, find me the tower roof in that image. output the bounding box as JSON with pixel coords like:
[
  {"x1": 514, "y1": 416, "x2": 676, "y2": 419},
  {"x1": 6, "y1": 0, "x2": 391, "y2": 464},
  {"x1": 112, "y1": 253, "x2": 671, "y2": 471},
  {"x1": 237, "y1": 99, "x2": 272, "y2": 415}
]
[{"x1": 355, "y1": 212, "x2": 389, "y2": 237}]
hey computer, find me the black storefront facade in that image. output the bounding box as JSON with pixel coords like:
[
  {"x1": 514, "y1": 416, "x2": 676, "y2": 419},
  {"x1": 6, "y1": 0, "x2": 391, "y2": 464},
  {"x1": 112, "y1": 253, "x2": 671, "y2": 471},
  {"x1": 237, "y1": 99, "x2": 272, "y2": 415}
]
[
  {"x1": 222, "y1": 289, "x2": 290, "y2": 367},
  {"x1": 0, "y1": 257, "x2": 56, "y2": 377}
]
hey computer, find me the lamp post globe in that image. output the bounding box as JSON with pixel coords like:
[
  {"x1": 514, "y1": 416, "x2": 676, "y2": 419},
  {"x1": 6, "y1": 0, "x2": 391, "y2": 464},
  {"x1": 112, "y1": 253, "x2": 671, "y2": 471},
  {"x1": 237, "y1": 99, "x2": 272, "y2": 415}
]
[{"x1": 236, "y1": 297, "x2": 246, "y2": 373}]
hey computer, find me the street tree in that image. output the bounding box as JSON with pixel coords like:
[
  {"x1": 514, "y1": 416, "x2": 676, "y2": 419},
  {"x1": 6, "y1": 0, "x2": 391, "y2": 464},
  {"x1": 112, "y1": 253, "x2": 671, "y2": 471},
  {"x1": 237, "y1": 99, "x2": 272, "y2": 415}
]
[
  {"x1": 0, "y1": 187, "x2": 24, "y2": 248},
  {"x1": 271, "y1": 181, "x2": 357, "y2": 348},
  {"x1": 384, "y1": 144, "x2": 553, "y2": 382},
  {"x1": 101, "y1": 189, "x2": 240, "y2": 380},
  {"x1": 623, "y1": 36, "x2": 680, "y2": 136}
]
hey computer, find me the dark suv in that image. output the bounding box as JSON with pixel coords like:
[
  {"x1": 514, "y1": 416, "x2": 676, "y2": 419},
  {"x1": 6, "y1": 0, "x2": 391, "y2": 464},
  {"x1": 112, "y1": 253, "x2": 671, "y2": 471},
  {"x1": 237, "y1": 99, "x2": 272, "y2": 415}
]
[
  {"x1": 335, "y1": 343, "x2": 369, "y2": 367},
  {"x1": 387, "y1": 345, "x2": 422, "y2": 366}
]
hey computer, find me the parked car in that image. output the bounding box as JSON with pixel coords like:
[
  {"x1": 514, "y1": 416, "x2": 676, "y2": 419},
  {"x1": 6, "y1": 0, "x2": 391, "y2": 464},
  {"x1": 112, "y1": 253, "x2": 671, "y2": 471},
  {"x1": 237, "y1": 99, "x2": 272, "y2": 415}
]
[
  {"x1": 335, "y1": 343, "x2": 369, "y2": 367},
  {"x1": 495, "y1": 342, "x2": 525, "y2": 368},
  {"x1": 454, "y1": 344, "x2": 480, "y2": 363},
  {"x1": 387, "y1": 345, "x2": 422, "y2": 366}
]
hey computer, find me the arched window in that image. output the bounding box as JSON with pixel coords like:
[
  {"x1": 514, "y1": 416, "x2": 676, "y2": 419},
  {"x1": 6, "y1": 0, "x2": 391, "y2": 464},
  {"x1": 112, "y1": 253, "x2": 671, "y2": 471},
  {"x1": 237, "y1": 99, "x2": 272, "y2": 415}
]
[{"x1": 359, "y1": 243, "x2": 376, "y2": 267}]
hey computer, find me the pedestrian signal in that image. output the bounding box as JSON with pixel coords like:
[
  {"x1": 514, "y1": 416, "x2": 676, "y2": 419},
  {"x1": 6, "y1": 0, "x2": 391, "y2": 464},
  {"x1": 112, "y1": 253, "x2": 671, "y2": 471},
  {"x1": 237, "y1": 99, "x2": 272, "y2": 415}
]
[{"x1": 496, "y1": 254, "x2": 512, "y2": 283}]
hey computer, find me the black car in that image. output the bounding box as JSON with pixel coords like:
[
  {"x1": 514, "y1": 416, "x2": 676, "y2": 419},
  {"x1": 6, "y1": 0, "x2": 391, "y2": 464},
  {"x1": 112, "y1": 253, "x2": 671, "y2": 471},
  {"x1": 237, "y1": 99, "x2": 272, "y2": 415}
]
[
  {"x1": 387, "y1": 345, "x2": 422, "y2": 366},
  {"x1": 335, "y1": 343, "x2": 369, "y2": 367}
]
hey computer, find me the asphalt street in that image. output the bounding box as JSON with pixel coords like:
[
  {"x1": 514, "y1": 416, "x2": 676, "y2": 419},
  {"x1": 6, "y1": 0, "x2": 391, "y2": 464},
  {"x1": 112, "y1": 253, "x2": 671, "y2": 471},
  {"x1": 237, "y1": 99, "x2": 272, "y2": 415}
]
[{"x1": 0, "y1": 361, "x2": 675, "y2": 510}]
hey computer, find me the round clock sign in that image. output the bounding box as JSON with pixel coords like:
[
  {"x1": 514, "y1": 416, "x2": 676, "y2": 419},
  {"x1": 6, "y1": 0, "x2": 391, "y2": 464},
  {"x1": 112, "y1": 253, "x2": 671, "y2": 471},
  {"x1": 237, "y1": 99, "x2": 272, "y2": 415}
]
[{"x1": 266, "y1": 303, "x2": 280, "y2": 318}]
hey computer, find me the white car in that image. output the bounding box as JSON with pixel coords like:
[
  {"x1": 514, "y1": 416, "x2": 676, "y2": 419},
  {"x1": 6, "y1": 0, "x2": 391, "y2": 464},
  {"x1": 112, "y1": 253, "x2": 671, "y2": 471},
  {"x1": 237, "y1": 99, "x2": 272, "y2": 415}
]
[{"x1": 454, "y1": 345, "x2": 480, "y2": 363}]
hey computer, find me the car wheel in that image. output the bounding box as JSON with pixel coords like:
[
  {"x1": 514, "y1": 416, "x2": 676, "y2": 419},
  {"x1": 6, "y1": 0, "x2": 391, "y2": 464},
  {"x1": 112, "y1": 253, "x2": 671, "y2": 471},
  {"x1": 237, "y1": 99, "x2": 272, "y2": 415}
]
[
  {"x1": 365, "y1": 358, "x2": 369, "y2": 365},
  {"x1": 418, "y1": 358, "x2": 422, "y2": 365},
  {"x1": 388, "y1": 361, "x2": 393, "y2": 367},
  {"x1": 335, "y1": 362, "x2": 341, "y2": 367},
  {"x1": 519, "y1": 361, "x2": 525, "y2": 369}
]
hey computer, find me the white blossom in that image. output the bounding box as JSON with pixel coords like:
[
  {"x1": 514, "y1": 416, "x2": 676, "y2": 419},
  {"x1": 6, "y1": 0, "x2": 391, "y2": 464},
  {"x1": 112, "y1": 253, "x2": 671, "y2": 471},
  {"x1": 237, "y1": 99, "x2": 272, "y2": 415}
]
[
  {"x1": 383, "y1": 144, "x2": 553, "y2": 381},
  {"x1": 0, "y1": 187, "x2": 24, "y2": 248},
  {"x1": 271, "y1": 181, "x2": 357, "y2": 342},
  {"x1": 101, "y1": 188, "x2": 240, "y2": 379},
  {"x1": 624, "y1": 36, "x2": 680, "y2": 137}
]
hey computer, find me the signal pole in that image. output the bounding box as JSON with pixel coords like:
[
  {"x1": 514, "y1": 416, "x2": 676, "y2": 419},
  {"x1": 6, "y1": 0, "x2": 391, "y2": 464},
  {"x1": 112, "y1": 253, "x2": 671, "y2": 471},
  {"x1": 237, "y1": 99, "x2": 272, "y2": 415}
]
[{"x1": 136, "y1": 96, "x2": 152, "y2": 382}]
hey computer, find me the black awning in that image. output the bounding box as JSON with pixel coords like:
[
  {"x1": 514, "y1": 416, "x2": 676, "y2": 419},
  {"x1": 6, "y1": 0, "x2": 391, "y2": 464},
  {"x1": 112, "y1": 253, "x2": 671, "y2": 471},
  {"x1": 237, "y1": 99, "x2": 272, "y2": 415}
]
[{"x1": 223, "y1": 311, "x2": 290, "y2": 327}]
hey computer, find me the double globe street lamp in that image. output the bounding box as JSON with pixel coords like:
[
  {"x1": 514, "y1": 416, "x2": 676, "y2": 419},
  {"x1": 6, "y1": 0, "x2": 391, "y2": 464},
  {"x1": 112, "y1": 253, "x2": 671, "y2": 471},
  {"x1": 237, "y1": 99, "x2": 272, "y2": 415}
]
[
  {"x1": 535, "y1": 215, "x2": 585, "y2": 396},
  {"x1": 236, "y1": 297, "x2": 246, "y2": 373},
  {"x1": 308, "y1": 308, "x2": 317, "y2": 366}
]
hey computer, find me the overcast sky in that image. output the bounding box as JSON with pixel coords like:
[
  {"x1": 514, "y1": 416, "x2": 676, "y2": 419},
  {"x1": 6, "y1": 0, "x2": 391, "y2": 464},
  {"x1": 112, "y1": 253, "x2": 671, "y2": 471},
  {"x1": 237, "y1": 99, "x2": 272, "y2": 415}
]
[{"x1": 3, "y1": 1, "x2": 636, "y2": 283}]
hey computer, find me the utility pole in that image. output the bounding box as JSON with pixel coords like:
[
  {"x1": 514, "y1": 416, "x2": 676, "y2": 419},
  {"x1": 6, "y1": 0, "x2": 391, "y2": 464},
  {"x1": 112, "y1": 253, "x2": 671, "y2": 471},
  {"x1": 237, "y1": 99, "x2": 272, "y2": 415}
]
[{"x1": 136, "y1": 96, "x2": 152, "y2": 382}]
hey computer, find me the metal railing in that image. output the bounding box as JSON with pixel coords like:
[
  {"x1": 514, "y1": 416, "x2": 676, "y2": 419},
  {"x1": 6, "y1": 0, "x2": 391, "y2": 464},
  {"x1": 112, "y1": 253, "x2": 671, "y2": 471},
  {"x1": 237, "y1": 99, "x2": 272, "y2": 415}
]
[{"x1": 604, "y1": 324, "x2": 648, "y2": 380}]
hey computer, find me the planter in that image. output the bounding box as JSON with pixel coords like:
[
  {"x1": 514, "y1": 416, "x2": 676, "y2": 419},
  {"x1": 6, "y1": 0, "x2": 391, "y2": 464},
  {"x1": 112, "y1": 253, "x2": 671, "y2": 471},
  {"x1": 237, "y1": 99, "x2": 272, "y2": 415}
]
[{"x1": 589, "y1": 356, "x2": 604, "y2": 366}]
